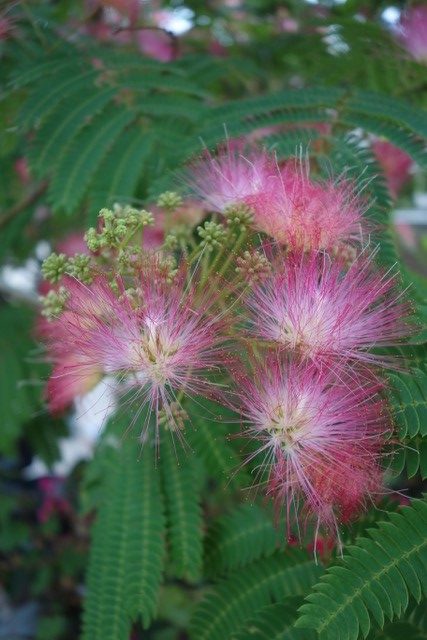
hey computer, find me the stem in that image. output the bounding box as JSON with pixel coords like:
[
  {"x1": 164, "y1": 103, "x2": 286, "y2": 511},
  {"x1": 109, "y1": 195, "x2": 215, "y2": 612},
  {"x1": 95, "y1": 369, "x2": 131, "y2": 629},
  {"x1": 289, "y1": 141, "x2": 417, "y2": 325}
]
[{"x1": 217, "y1": 228, "x2": 248, "y2": 279}]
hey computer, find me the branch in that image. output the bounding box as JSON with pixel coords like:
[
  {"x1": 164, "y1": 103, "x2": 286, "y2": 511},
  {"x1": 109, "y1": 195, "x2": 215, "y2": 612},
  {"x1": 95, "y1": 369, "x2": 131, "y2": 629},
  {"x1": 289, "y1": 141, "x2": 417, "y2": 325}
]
[{"x1": 0, "y1": 180, "x2": 48, "y2": 230}]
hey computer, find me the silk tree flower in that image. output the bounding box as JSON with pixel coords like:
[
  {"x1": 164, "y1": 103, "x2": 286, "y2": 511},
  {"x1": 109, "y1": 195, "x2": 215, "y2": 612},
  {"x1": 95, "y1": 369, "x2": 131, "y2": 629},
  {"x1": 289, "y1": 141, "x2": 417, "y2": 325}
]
[
  {"x1": 42, "y1": 276, "x2": 121, "y2": 413},
  {"x1": 245, "y1": 251, "x2": 411, "y2": 369},
  {"x1": 372, "y1": 139, "x2": 412, "y2": 200},
  {"x1": 250, "y1": 162, "x2": 367, "y2": 252},
  {"x1": 397, "y1": 5, "x2": 427, "y2": 64},
  {"x1": 43, "y1": 261, "x2": 230, "y2": 433},
  {"x1": 187, "y1": 145, "x2": 277, "y2": 213},
  {"x1": 188, "y1": 146, "x2": 367, "y2": 252},
  {"x1": 236, "y1": 356, "x2": 386, "y2": 536}
]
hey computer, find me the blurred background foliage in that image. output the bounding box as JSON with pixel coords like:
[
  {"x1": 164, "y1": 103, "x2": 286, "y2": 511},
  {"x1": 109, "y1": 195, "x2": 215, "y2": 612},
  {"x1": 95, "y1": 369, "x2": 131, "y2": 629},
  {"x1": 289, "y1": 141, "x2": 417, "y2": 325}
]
[{"x1": 0, "y1": 1, "x2": 426, "y2": 639}]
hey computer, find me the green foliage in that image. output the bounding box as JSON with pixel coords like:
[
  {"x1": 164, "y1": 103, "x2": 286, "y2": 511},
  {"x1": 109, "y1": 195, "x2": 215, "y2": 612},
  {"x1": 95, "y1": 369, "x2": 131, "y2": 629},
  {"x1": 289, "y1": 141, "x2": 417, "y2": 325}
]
[
  {"x1": 388, "y1": 369, "x2": 427, "y2": 478},
  {"x1": 296, "y1": 498, "x2": 427, "y2": 640},
  {"x1": 185, "y1": 398, "x2": 247, "y2": 488},
  {"x1": 0, "y1": 305, "x2": 44, "y2": 454},
  {"x1": 190, "y1": 551, "x2": 323, "y2": 640},
  {"x1": 231, "y1": 598, "x2": 316, "y2": 640},
  {"x1": 204, "y1": 503, "x2": 282, "y2": 577},
  {"x1": 81, "y1": 428, "x2": 166, "y2": 639},
  {"x1": 160, "y1": 438, "x2": 203, "y2": 581}
]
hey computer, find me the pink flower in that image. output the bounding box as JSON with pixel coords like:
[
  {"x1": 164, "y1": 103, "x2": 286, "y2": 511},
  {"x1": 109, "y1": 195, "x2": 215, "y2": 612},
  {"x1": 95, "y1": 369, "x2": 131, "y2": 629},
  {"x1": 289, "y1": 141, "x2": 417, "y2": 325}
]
[
  {"x1": 187, "y1": 145, "x2": 277, "y2": 213},
  {"x1": 245, "y1": 251, "x2": 411, "y2": 369},
  {"x1": 236, "y1": 356, "x2": 386, "y2": 535},
  {"x1": 188, "y1": 146, "x2": 366, "y2": 252},
  {"x1": 37, "y1": 476, "x2": 72, "y2": 523},
  {"x1": 397, "y1": 5, "x2": 427, "y2": 63},
  {"x1": 43, "y1": 261, "x2": 229, "y2": 431},
  {"x1": 372, "y1": 139, "x2": 412, "y2": 199},
  {"x1": 42, "y1": 277, "x2": 117, "y2": 413},
  {"x1": 137, "y1": 29, "x2": 177, "y2": 62},
  {"x1": 251, "y1": 162, "x2": 366, "y2": 252}
]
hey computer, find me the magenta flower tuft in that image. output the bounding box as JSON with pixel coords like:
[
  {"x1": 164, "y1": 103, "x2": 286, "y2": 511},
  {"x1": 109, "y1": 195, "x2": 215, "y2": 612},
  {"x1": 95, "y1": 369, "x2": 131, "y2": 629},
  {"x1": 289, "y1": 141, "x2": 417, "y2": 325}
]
[
  {"x1": 251, "y1": 162, "x2": 366, "y2": 252},
  {"x1": 188, "y1": 146, "x2": 367, "y2": 252},
  {"x1": 397, "y1": 5, "x2": 427, "y2": 63},
  {"x1": 372, "y1": 139, "x2": 412, "y2": 200},
  {"x1": 43, "y1": 262, "x2": 229, "y2": 433},
  {"x1": 236, "y1": 356, "x2": 386, "y2": 534},
  {"x1": 187, "y1": 144, "x2": 277, "y2": 213},
  {"x1": 245, "y1": 251, "x2": 411, "y2": 369}
]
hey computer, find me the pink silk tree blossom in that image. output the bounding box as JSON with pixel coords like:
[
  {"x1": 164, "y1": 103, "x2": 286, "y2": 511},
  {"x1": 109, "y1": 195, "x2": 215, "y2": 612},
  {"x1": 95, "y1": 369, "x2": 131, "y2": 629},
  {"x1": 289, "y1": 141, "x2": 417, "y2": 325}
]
[
  {"x1": 43, "y1": 261, "x2": 230, "y2": 434},
  {"x1": 245, "y1": 251, "x2": 412, "y2": 369},
  {"x1": 235, "y1": 355, "x2": 387, "y2": 537}
]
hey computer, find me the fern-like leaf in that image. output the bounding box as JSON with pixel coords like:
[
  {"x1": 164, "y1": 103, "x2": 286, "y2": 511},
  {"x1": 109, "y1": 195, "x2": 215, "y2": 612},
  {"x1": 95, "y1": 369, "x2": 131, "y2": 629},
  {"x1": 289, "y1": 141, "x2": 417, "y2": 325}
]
[
  {"x1": 185, "y1": 398, "x2": 247, "y2": 488},
  {"x1": 29, "y1": 87, "x2": 116, "y2": 177},
  {"x1": 231, "y1": 598, "x2": 316, "y2": 640},
  {"x1": 388, "y1": 369, "x2": 427, "y2": 440},
  {"x1": 81, "y1": 434, "x2": 165, "y2": 639},
  {"x1": 18, "y1": 69, "x2": 97, "y2": 130},
  {"x1": 87, "y1": 129, "x2": 155, "y2": 221},
  {"x1": 204, "y1": 503, "x2": 282, "y2": 577},
  {"x1": 48, "y1": 105, "x2": 136, "y2": 213},
  {"x1": 190, "y1": 550, "x2": 323, "y2": 640},
  {"x1": 296, "y1": 498, "x2": 427, "y2": 640},
  {"x1": 160, "y1": 438, "x2": 203, "y2": 581},
  {"x1": 387, "y1": 370, "x2": 427, "y2": 479}
]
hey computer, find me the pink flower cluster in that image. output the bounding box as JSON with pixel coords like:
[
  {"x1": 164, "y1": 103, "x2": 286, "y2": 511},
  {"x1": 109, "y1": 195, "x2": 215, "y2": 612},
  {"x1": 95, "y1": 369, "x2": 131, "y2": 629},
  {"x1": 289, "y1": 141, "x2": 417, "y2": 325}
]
[
  {"x1": 40, "y1": 143, "x2": 412, "y2": 544},
  {"x1": 189, "y1": 145, "x2": 411, "y2": 539}
]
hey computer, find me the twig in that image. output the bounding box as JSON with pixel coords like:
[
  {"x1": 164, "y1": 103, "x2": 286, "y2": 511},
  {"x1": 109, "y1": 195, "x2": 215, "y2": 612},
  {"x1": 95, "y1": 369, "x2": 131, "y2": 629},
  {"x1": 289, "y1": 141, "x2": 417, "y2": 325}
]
[{"x1": 0, "y1": 180, "x2": 48, "y2": 230}]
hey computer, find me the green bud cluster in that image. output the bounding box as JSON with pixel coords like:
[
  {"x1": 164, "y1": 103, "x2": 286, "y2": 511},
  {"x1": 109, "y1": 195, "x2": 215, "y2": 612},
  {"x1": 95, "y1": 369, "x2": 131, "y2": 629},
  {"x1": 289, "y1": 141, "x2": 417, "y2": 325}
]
[
  {"x1": 163, "y1": 233, "x2": 179, "y2": 251},
  {"x1": 67, "y1": 254, "x2": 93, "y2": 284},
  {"x1": 113, "y1": 204, "x2": 154, "y2": 228},
  {"x1": 156, "y1": 191, "x2": 183, "y2": 212},
  {"x1": 197, "y1": 220, "x2": 227, "y2": 251},
  {"x1": 163, "y1": 224, "x2": 193, "y2": 252},
  {"x1": 85, "y1": 206, "x2": 154, "y2": 252},
  {"x1": 41, "y1": 287, "x2": 69, "y2": 320},
  {"x1": 235, "y1": 250, "x2": 271, "y2": 284},
  {"x1": 161, "y1": 255, "x2": 178, "y2": 283},
  {"x1": 117, "y1": 246, "x2": 143, "y2": 274},
  {"x1": 224, "y1": 204, "x2": 254, "y2": 232},
  {"x1": 41, "y1": 253, "x2": 69, "y2": 284}
]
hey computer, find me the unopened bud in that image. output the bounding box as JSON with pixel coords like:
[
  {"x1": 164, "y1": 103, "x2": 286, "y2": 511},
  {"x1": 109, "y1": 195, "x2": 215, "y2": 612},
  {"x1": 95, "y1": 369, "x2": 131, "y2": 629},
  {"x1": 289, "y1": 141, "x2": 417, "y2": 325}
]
[
  {"x1": 156, "y1": 191, "x2": 183, "y2": 212},
  {"x1": 41, "y1": 253, "x2": 69, "y2": 284},
  {"x1": 235, "y1": 250, "x2": 271, "y2": 284},
  {"x1": 197, "y1": 220, "x2": 227, "y2": 251}
]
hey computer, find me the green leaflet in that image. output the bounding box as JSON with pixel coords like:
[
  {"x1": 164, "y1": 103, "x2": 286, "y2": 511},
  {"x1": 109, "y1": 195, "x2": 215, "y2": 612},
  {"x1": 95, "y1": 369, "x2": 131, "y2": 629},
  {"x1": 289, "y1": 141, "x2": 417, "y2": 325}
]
[
  {"x1": 160, "y1": 438, "x2": 203, "y2": 581},
  {"x1": 87, "y1": 129, "x2": 155, "y2": 222},
  {"x1": 388, "y1": 370, "x2": 427, "y2": 479},
  {"x1": 231, "y1": 598, "x2": 317, "y2": 640},
  {"x1": 204, "y1": 503, "x2": 282, "y2": 577},
  {"x1": 0, "y1": 306, "x2": 45, "y2": 454},
  {"x1": 185, "y1": 397, "x2": 247, "y2": 488},
  {"x1": 48, "y1": 105, "x2": 136, "y2": 213},
  {"x1": 190, "y1": 551, "x2": 323, "y2": 640},
  {"x1": 81, "y1": 432, "x2": 165, "y2": 639},
  {"x1": 29, "y1": 87, "x2": 116, "y2": 177},
  {"x1": 296, "y1": 498, "x2": 427, "y2": 640}
]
